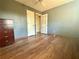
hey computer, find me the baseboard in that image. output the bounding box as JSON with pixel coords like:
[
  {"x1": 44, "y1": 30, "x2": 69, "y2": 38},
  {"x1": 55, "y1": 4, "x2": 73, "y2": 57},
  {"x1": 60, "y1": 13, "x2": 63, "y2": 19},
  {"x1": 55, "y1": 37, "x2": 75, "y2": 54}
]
[
  {"x1": 15, "y1": 36, "x2": 28, "y2": 42},
  {"x1": 15, "y1": 35, "x2": 36, "y2": 42}
]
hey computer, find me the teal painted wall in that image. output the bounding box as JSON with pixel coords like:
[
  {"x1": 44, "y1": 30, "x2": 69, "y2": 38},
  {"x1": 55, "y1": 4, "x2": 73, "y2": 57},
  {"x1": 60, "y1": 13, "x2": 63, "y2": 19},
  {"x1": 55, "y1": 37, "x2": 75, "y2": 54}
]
[
  {"x1": 44, "y1": 0, "x2": 79, "y2": 38},
  {"x1": 0, "y1": 0, "x2": 40, "y2": 39},
  {"x1": 0, "y1": 0, "x2": 79, "y2": 39}
]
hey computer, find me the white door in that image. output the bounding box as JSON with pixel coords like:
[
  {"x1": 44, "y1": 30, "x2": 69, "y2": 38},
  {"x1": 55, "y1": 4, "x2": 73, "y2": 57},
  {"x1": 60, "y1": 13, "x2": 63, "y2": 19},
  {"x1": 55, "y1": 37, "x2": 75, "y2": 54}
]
[
  {"x1": 27, "y1": 10, "x2": 35, "y2": 36},
  {"x1": 41, "y1": 14, "x2": 48, "y2": 34}
]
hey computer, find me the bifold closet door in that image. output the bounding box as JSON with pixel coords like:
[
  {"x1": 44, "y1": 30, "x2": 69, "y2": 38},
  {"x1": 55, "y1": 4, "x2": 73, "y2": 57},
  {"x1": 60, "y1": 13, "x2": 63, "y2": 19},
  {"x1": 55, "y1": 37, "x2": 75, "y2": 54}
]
[{"x1": 27, "y1": 10, "x2": 35, "y2": 36}]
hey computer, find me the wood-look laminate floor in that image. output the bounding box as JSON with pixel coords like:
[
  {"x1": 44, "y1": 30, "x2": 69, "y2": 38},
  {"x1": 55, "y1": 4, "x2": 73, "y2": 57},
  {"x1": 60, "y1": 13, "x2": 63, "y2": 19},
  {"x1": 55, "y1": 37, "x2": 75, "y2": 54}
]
[{"x1": 0, "y1": 34, "x2": 79, "y2": 59}]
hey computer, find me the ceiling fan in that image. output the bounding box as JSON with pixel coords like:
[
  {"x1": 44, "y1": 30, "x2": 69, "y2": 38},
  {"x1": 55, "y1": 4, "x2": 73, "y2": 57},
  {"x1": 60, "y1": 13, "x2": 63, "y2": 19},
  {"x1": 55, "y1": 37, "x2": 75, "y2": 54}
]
[
  {"x1": 35, "y1": 0, "x2": 43, "y2": 3},
  {"x1": 34, "y1": 0, "x2": 46, "y2": 8}
]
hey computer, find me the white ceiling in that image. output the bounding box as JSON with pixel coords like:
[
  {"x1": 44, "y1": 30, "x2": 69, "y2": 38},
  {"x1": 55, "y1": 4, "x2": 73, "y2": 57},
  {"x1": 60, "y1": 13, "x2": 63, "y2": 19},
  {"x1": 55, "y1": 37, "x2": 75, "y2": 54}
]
[{"x1": 16, "y1": 0, "x2": 73, "y2": 12}]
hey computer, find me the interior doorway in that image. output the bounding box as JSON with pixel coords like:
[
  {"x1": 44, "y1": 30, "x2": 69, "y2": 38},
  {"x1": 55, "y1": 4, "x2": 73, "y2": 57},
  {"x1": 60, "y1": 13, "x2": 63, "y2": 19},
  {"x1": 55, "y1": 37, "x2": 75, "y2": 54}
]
[
  {"x1": 35, "y1": 13, "x2": 41, "y2": 35},
  {"x1": 41, "y1": 14, "x2": 48, "y2": 34},
  {"x1": 27, "y1": 10, "x2": 48, "y2": 36}
]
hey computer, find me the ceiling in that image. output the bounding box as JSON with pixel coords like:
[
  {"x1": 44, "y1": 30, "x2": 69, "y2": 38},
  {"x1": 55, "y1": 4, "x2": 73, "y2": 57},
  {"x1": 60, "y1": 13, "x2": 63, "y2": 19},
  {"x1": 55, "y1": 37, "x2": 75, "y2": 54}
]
[{"x1": 16, "y1": 0, "x2": 73, "y2": 12}]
